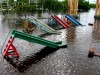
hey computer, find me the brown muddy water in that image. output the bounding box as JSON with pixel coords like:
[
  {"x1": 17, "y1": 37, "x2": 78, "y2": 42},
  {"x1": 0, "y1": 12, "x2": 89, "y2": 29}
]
[{"x1": 0, "y1": 9, "x2": 100, "y2": 75}]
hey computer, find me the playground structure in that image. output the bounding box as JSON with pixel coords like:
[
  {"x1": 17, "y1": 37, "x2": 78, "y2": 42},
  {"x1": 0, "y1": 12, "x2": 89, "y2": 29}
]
[
  {"x1": 65, "y1": 14, "x2": 82, "y2": 26},
  {"x1": 3, "y1": 30, "x2": 67, "y2": 58},
  {"x1": 28, "y1": 17, "x2": 59, "y2": 34},
  {"x1": 94, "y1": 0, "x2": 100, "y2": 19},
  {"x1": 1, "y1": 0, "x2": 100, "y2": 73},
  {"x1": 33, "y1": 17, "x2": 58, "y2": 32},
  {"x1": 68, "y1": 0, "x2": 78, "y2": 17},
  {"x1": 3, "y1": 36, "x2": 19, "y2": 58},
  {"x1": 51, "y1": 15, "x2": 70, "y2": 28},
  {"x1": 23, "y1": 19, "x2": 34, "y2": 33}
]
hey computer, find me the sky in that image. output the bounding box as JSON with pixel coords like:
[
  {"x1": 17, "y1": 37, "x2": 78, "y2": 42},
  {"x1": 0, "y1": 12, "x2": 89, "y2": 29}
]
[
  {"x1": 58, "y1": 0, "x2": 96, "y2": 4},
  {"x1": 86, "y1": 0, "x2": 96, "y2": 4}
]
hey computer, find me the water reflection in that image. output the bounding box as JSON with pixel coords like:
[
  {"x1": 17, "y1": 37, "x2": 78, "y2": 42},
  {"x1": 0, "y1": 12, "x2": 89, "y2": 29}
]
[
  {"x1": 92, "y1": 19, "x2": 100, "y2": 41},
  {"x1": 1, "y1": 13, "x2": 22, "y2": 30},
  {"x1": 67, "y1": 27, "x2": 76, "y2": 42}
]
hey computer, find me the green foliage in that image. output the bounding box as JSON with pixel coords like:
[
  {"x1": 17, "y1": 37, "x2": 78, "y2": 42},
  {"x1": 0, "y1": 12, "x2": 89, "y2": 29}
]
[
  {"x1": 89, "y1": 4, "x2": 96, "y2": 8},
  {"x1": 1, "y1": 0, "x2": 95, "y2": 14},
  {"x1": 15, "y1": 3, "x2": 36, "y2": 13},
  {"x1": 78, "y1": 0, "x2": 90, "y2": 11},
  {"x1": 39, "y1": 0, "x2": 64, "y2": 13},
  {"x1": 9, "y1": 0, "x2": 14, "y2": 3},
  {"x1": 17, "y1": 0, "x2": 29, "y2": 3},
  {"x1": 61, "y1": 0, "x2": 68, "y2": 13}
]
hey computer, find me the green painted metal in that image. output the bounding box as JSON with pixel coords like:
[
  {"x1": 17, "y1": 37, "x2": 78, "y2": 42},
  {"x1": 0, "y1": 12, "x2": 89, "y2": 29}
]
[
  {"x1": 54, "y1": 41, "x2": 62, "y2": 44},
  {"x1": 12, "y1": 30, "x2": 67, "y2": 48}
]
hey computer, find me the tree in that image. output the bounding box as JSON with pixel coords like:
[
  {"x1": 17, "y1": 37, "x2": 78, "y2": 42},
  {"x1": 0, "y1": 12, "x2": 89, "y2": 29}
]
[
  {"x1": 17, "y1": 0, "x2": 29, "y2": 3},
  {"x1": 38, "y1": 0, "x2": 64, "y2": 14},
  {"x1": 78, "y1": 0, "x2": 90, "y2": 11},
  {"x1": 61, "y1": 0, "x2": 68, "y2": 13}
]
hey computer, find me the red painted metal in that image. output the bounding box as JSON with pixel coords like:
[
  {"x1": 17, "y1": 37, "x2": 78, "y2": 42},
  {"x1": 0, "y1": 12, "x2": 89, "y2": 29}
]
[
  {"x1": 51, "y1": 15, "x2": 70, "y2": 28},
  {"x1": 3, "y1": 36, "x2": 19, "y2": 58}
]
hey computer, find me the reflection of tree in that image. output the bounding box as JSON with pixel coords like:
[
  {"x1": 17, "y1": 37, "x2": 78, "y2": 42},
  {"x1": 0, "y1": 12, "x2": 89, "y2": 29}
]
[
  {"x1": 67, "y1": 27, "x2": 76, "y2": 42},
  {"x1": 2, "y1": 13, "x2": 24, "y2": 30},
  {"x1": 92, "y1": 19, "x2": 100, "y2": 40}
]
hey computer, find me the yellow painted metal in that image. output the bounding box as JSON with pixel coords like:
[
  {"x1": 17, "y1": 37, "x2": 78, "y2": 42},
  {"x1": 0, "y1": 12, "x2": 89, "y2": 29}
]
[
  {"x1": 95, "y1": 0, "x2": 100, "y2": 16},
  {"x1": 68, "y1": 0, "x2": 78, "y2": 15}
]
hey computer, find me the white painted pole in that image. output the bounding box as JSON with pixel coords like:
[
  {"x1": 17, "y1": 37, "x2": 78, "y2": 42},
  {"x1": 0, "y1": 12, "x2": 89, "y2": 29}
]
[
  {"x1": 36, "y1": 0, "x2": 37, "y2": 17},
  {"x1": 29, "y1": 0, "x2": 30, "y2": 5}
]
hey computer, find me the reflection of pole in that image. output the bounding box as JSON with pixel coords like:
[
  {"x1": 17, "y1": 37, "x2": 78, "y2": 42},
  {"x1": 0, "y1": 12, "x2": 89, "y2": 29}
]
[{"x1": 93, "y1": 19, "x2": 100, "y2": 33}]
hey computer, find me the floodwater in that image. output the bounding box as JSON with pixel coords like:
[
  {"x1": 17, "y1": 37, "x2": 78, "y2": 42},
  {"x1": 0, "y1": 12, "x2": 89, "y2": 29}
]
[{"x1": 0, "y1": 9, "x2": 100, "y2": 75}]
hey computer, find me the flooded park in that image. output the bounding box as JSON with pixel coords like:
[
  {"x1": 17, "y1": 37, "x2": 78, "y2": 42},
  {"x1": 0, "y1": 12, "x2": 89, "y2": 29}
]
[{"x1": 0, "y1": 7, "x2": 100, "y2": 75}]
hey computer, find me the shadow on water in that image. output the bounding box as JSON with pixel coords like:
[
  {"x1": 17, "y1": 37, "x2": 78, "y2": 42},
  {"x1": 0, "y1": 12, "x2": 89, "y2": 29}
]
[{"x1": 5, "y1": 46, "x2": 61, "y2": 72}]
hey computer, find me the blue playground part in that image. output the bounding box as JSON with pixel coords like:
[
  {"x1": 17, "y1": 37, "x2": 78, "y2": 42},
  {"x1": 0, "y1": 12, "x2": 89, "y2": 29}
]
[
  {"x1": 48, "y1": 17, "x2": 56, "y2": 25},
  {"x1": 65, "y1": 14, "x2": 82, "y2": 26}
]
